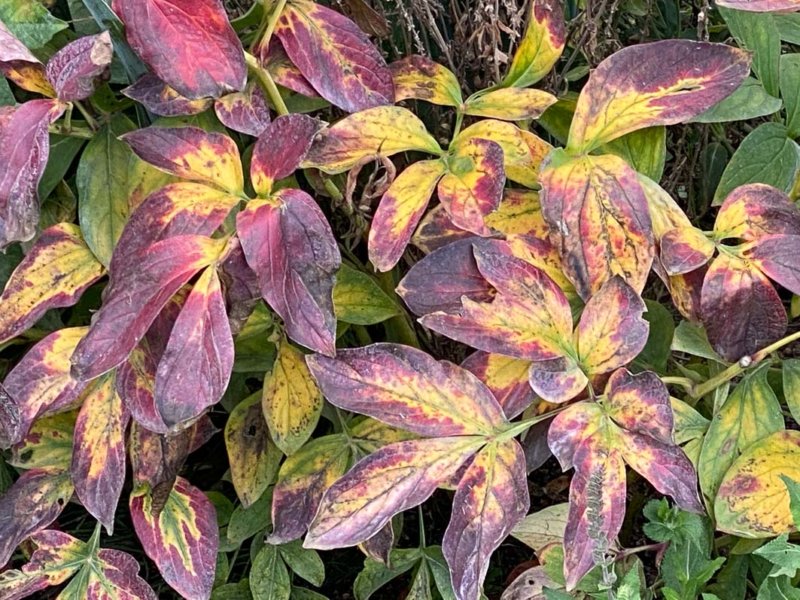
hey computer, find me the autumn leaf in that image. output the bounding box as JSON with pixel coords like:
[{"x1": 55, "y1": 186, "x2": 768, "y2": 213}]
[
  {"x1": 501, "y1": 0, "x2": 566, "y2": 87},
  {"x1": 123, "y1": 73, "x2": 213, "y2": 117},
  {"x1": 45, "y1": 31, "x2": 113, "y2": 101},
  {"x1": 113, "y1": 0, "x2": 247, "y2": 99}
]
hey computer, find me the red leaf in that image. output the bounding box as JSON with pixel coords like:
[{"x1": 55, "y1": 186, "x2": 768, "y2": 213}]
[
  {"x1": 0, "y1": 99, "x2": 66, "y2": 248},
  {"x1": 237, "y1": 190, "x2": 340, "y2": 355},
  {"x1": 71, "y1": 235, "x2": 226, "y2": 380},
  {"x1": 715, "y1": 183, "x2": 800, "y2": 242},
  {"x1": 113, "y1": 0, "x2": 247, "y2": 99},
  {"x1": 45, "y1": 31, "x2": 113, "y2": 101},
  {"x1": 275, "y1": 0, "x2": 394, "y2": 112},
  {"x1": 0, "y1": 22, "x2": 54, "y2": 97},
  {"x1": 155, "y1": 267, "x2": 234, "y2": 427},
  {"x1": 745, "y1": 234, "x2": 800, "y2": 295},
  {"x1": 250, "y1": 114, "x2": 321, "y2": 195}
]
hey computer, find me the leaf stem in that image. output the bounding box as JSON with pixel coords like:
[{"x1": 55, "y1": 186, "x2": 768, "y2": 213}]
[
  {"x1": 689, "y1": 329, "x2": 800, "y2": 399},
  {"x1": 498, "y1": 405, "x2": 569, "y2": 441},
  {"x1": 261, "y1": 0, "x2": 288, "y2": 51},
  {"x1": 245, "y1": 52, "x2": 289, "y2": 116},
  {"x1": 73, "y1": 100, "x2": 100, "y2": 130},
  {"x1": 49, "y1": 123, "x2": 95, "y2": 139},
  {"x1": 659, "y1": 376, "x2": 695, "y2": 393}
]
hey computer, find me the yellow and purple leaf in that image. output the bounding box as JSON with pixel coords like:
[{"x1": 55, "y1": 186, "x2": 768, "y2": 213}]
[
  {"x1": 443, "y1": 438, "x2": 529, "y2": 600},
  {"x1": 269, "y1": 433, "x2": 351, "y2": 544},
  {"x1": 369, "y1": 159, "x2": 446, "y2": 272},
  {"x1": 71, "y1": 372, "x2": 130, "y2": 533},
  {"x1": 714, "y1": 183, "x2": 800, "y2": 242},
  {"x1": 437, "y1": 137, "x2": 505, "y2": 235},
  {"x1": 389, "y1": 55, "x2": 462, "y2": 106},
  {"x1": 464, "y1": 88, "x2": 557, "y2": 121},
  {"x1": 250, "y1": 114, "x2": 321, "y2": 196},
  {"x1": 0, "y1": 468, "x2": 74, "y2": 566},
  {"x1": 0, "y1": 21, "x2": 55, "y2": 96},
  {"x1": 700, "y1": 252, "x2": 787, "y2": 361},
  {"x1": 304, "y1": 436, "x2": 484, "y2": 550},
  {"x1": 567, "y1": 40, "x2": 750, "y2": 153},
  {"x1": 112, "y1": 0, "x2": 247, "y2": 99},
  {"x1": 306, "y1": 343, "x2": 507, "y2": 437},
  {"x1": 2, "y1": 327, "x2": 89, "y2": 446},
  {"x1": 302, "y1": 106, "x2": 442, "y2": 174},
  {"x1": 744, "y1": 234, "x2": 800, "y2": 295},
  {"x1": 501, "y1": 0, "x2": 566, "y2": 87},
  {"x1": 214, "y1": 82, "x2": 271, "y2": 137},
  {"x1": 122, "y1": 126, "x2": 244, "y2": 194},
  {"x1": 575, "y1": 276, "x2": 649, "y2": 375},
  {"x1": 237, "y1": 190, "x2": 340, "y2": 356},
  {"x1": 0, "y1": 224, "x2": 104, "y2": 345},
  {"x1": 461, "y1": 352, "x2": 536, "y2": 419},
  {"x1": 129, "y1": 477, "x2": 218, "y2": 600},
  {"x1": 420, "y1": 241, "x2": 573, "y2": 361},
  {"x1": 274, "y1": 0, "x2": 394, "y2": 112},
  {"x1": 396, "y1": 237, "x2": 494, "y2": 316},
  {"x1": 528, "y1": 356, "x2": 588, "y2": 404},
  {"x1": 539, "y1": 150, "x2": 654, "y2": 300}
]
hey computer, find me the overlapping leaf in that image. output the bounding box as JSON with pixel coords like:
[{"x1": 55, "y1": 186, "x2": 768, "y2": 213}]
[
  {"x1": 155, "y1": 267, "x2": 234, "y2": 427},
  {"x1": 113, "y1": 0, "x2": 247, "y2": 99},
  {"x1": 548, "y1": 369, "x2": 702, "y2": 589},
  {"x1": 701, "y1": 184, "x2": 800, "y2": 360},
  {"x1": 463, "y1": 88, "x2": 557, "y2": 121},
  {"x1": 44, "y1": 31, "x2": 113, "y2": 101},
  {"x1": 539, "y1": 149, "x2": 654, "y2": 299},
  {"x1": 214, "y1": 82, "x2": 271, "y2": 137},
  {"x1": 0, "y1": 99, "x2": 67, "y2": 248},
  {"x1": 123, "y1": 73, "x2": 213, "y2": 117},
  {"x1": 71, "y1": 235, "x2": 226, "y2": 380},
  {"x1": 237, "y1": 190, "x2": 340, "y2": 356},
  {"x1": 566, "y1": 40, "x2": 750, "y2": 153},
  {"x1": 390, "y1": 56, "x2": 462, "y2": 106},
  {"x1": 0, "y1": 21, "x2": 55, "y2": 96},
  {"x1": 274, "y1": 0, "x2": 394, "y2": 112},
  {"x1": 0, "y1": 224, "x2": 103, "y2": 344},
  {"x1": 461, "y1": 352, "x2": 536, "y2": 419},
  {"x1": 302, "y1": 106, "x2": 442, "y2": 173},
  {"x1": 3, "y1": 327, "x2": 89, "y2": 446},
  {"x1": 250, "y1": 113, "x2": 320, "y2": 196},
  {"x1": 130, "y1": 477, "x2": 218, "y2": 600},
  {"x1": 72, "y1": 372, "x2": 130, "y2": 533}
]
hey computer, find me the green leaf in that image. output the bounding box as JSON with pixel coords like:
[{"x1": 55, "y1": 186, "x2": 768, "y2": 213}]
[
  {"x1": 0, "y1": 0, "x2": 67, "y2": 49},
  {"x1": 227, "y1": 488, "x2": 273, "y2": 546},
  {"x1": 77, "y1": 115, "x2": 139, "y2": 266},
  {"x1": 780, "y1": 476, "x2": 800, "y2": 528},
  {"x1": 721, "y1": 8, "x2": 781, "y2": 98},
  {"x1": 781, "y1": 56, "x2": 800, "y2": 139},
  {"x1": 671, "y1": 321, "x2": 723, "y2": 362},
  {"x1": 422, "y1": 546, "x2": 456, "y2": 600},
  {"x1": 39, "y1": 136, "x2": 86, "y2": 201},
  {"x1": 714, "y1": 122, "x2": 800, "y2": 206},
  {"x1": 692, "y1": 78, "x2": 782, "y2": 124},
  {"x1": 0, "y1": 78, "x2": 15, "y2": 107},
  {"x1": 251, "y1": 544, "x2": 291, "y2": 600},
  {"x1": 599, "y1": 126, "x2": 666, "y2": 181},
  {"x1": 633, "y1": 300, "x2": 674, "y2": 372},
  {"x1": 211, "y1": 580, "x2": 252, "y2": 600},
  {"x1": 775, "y1": 14, "x2": 800, "y2": 44},
  {"x1": 233, "y1": 304, "x2": 277, "y2": 374},
  {"x1": 333, "y1": 264, "x2": 399, "y2": 325},
  {"x1": 278, "y1": 540, "x2": 325, "y2": 587},
  {"x1": 757, "y1": 573, "x2": 800, "y2": 600},
  {"x1": 698, "y1": 363, "x2": 785, "y2": 500},
  {"x1": 753, "y1": 534, "x2": 800, "y2": 578},
  {"x1": 783, "y1": 359, "x2": 800, "y2": 426},
  {"x1": 353, "y1": 549, "x2": 422, "y2": 600},
  {"x1": 615, "y1": 564, "x2": 644, "y2": 600}
]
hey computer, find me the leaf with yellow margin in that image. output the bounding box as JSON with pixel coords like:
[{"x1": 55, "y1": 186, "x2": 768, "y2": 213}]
[
  {"x1": 716, "y1": 430, "x2": 800, "y2": 538},
  {"x1": 262, "y1": 341, "x2": 323, "y2": 456},
  {"x1": 502, "y1": 0, "x2": 566, "y2": 87}
]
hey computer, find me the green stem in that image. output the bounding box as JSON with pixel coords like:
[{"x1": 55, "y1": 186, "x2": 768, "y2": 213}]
[
  {"x1": 245, "y1": 52, "x2": 289, "y2": 116},
  {"x1": 418, "y1": 506, "x2": 426, "y2": 549},
  {"x1": 376, "y1": 270, "x2": 420, "y2": 348},
  {"x1": 660, "y1": 376, "x2": 695, "y2": 393},
  {"x1": 497, "y1": 405, "x2": 570, "y2": 442},
  {"x1": 261, "y1": 0, "x2": 287, "y2": 51},
  {"x1": 49, "y1": 123, "x2": 94, "y2": 139},
  {"x1": 689, "y1": 329, "x2": 800, "y2": 399},
  {"x1": 73, "y1": 100, "x2": 100, "y2": 130},
  {"x1": 449, "y1": 109, "x2": 465, "y2": 150}
]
